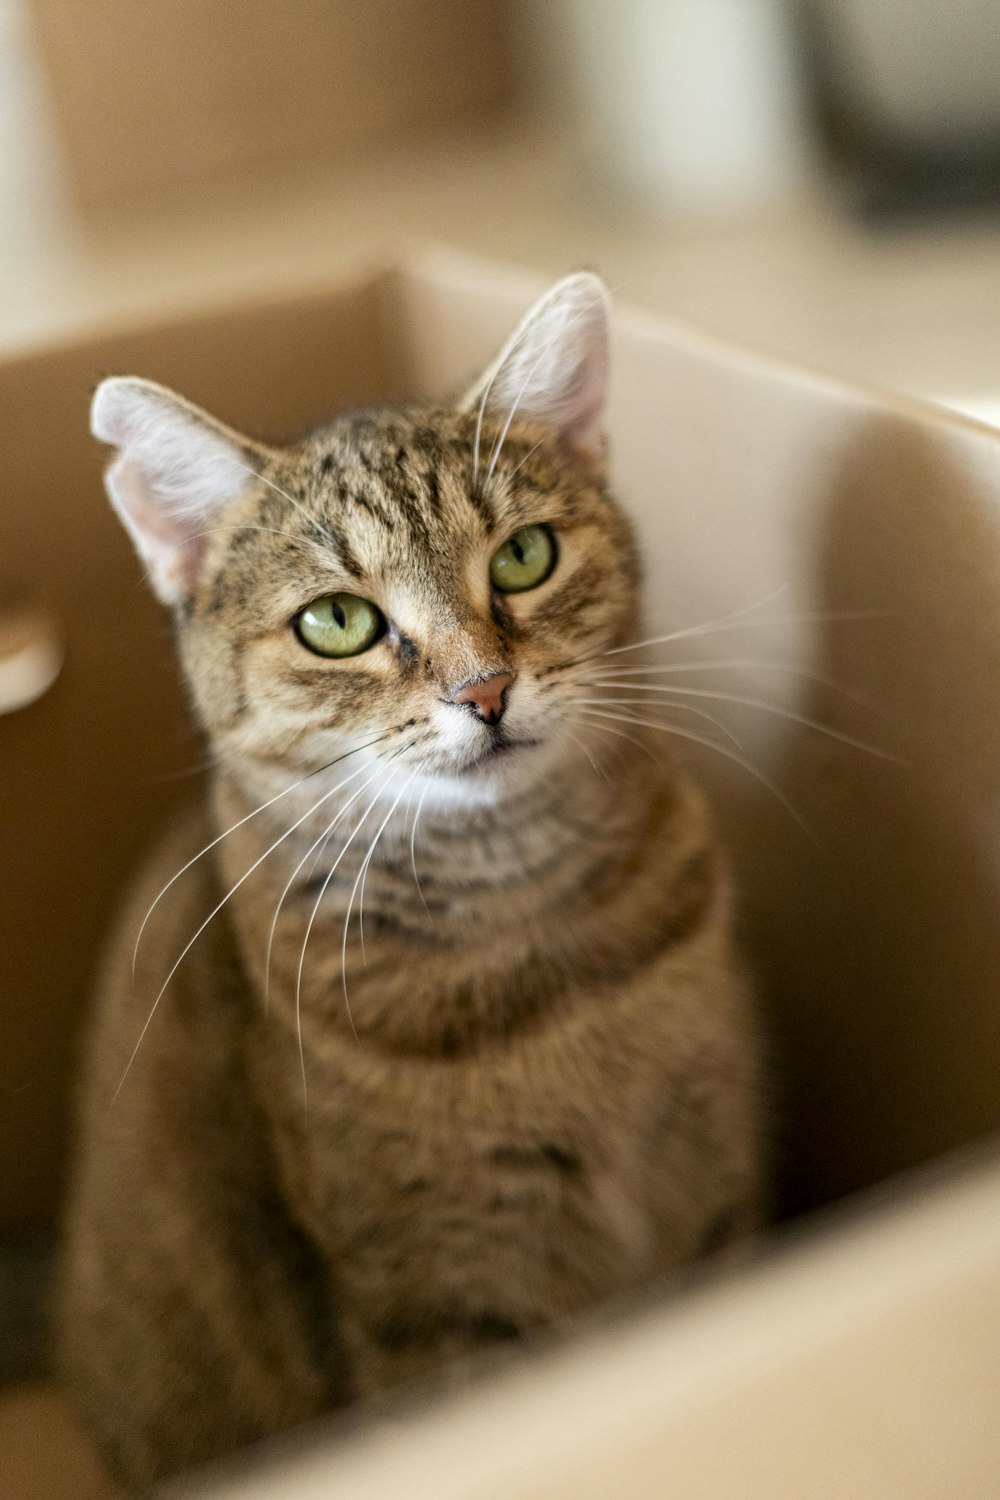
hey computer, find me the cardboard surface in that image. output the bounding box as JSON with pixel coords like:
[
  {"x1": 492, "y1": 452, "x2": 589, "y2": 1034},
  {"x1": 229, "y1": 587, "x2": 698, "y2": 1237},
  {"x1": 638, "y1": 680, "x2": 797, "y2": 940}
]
[
  {"x1": 2, "y1": 248, "x2": 1000, "y2": 1492},
  {"x1": 173, "y1": 1148, "x2": 1000, "y2": 1500}
]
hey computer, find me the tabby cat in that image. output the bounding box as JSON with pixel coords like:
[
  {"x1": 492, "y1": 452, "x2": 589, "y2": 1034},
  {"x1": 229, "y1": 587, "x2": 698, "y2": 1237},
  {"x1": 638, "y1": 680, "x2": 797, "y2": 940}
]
[{"x1": 59, "y1": 274, "x2": 765, "y2": 1489}]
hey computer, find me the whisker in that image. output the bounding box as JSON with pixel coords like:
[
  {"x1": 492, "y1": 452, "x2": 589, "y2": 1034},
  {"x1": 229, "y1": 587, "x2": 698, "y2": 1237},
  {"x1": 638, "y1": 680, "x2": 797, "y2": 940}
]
[
  {"x1": 572, "y1": 683, "x2": 898, "y2": 761},
  {"x1": 557, "y1": 724, "x2": 607, "y2": 779},
  {"x1": 503, "y1": 436, "x2": 546, "y2": 483},
  {"x1": 471, "y1": 325, "x2": 532, "y2": 493},
  {"x1": 598, "y1": 609, "x2": 893, "y2": 664},
  {"x1": 491, "y1": 296, "x2": 615, "y2": 489},
  {"x1": 234, "y1": 462, "x2": 339, "y2": 552},
  {"x1": 563, "y1": 655, "x2": 892, "y2": 721},
  {"x1": 131, "y1": 729, "x2": 393, "y2": 977},
  {"x1": 143, "y1": 754, "x2": 219, "y2": 785},
  {"x1": 541, "y1": 585, "x2": 790, "y2": 677},
  {"x1": 472, "y1": 369, "x2": 498, "y2": 496},
  {"x1": 543, "y1": 594, "x2": 892, "y2": 681},
  {"x1": 572, "y1": 704, "x2": 737, "y2": 757},
  {"x1": 409, "y1": 783, "x2": 432, "y2": 914},
  {"x1": 294, "y1": 776, "x2": 396, "y2": 1097},
  {"x1": 294, "y1": 745, "x2": 412, "y2": 1095},
  {"x1": 484, "y1": 290, "x2": 608, "y2": 489},
  {"x1": 574, "y1": 706, "x2": 816, "y2": 842},
  {"x1": 263, "y1": 759, "x2": 386, "y2": 1011},
  {"x1": 112, "y1": 767, "x2": 375, "y2": 1108},
  {"x1": 352, "y1": 771, "x2": 418, "y2": 965},
  {"x1": 472, "y1": 288, "x2": 568, "y2": 492},
  {"x1": 189, "y1": 523, "x2": 318, "y2": 548},
  {"x1": 568, "y1": 713, "x2": 665, "y2": 769},
  {"x1": 563, "y1": 695, "x2": 745, "y2": 750},
  {"x1": 472, "y1": 274, "x2": 635, "y2": 494}
]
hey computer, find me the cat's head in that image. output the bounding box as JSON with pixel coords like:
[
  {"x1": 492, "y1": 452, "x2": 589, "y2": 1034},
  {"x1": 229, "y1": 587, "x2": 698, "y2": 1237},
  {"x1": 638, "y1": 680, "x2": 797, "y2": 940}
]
[{"x1": 93, "y1": 273, "x2": 640, "y2": 809}]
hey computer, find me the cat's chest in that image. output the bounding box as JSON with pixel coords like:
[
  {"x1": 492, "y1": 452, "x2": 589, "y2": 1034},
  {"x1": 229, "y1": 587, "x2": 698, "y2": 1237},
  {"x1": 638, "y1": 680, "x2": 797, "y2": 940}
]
[{"x1": 263, "y1": 998, "x2": 687, "y2": 1294}]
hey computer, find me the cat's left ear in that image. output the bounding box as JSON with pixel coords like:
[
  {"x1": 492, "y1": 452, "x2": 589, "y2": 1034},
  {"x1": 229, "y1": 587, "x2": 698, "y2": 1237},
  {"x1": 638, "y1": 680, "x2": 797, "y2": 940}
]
[
  {"x1": 459, "y1": 272, "x2": 610, "y2": 469},
  {"x1": 91, "y1": 376, "x2": 272, "y2": 605}
]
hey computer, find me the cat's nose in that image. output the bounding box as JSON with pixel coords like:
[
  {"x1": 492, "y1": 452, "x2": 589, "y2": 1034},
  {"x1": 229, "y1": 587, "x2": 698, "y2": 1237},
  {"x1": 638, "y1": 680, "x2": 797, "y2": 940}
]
[{"x1": 449, "y1": 672, "x2": 514, "y2": 726}]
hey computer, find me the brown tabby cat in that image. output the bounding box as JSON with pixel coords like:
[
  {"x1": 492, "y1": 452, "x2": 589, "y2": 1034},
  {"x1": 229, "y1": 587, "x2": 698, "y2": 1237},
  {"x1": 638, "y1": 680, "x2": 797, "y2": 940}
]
[{"x1": 59, "y1": 274, "x2": 765, "y2": 1489}]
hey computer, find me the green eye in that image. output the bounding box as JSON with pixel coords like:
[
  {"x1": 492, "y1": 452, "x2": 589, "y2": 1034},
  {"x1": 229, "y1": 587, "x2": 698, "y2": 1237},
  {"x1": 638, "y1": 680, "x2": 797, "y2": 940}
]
[
  {"x1": 489, "y1": 525, "x2": 556, "y2": 594},
  {"x1": 296, "y1": 593, "x2": 383, "y2": 658}
]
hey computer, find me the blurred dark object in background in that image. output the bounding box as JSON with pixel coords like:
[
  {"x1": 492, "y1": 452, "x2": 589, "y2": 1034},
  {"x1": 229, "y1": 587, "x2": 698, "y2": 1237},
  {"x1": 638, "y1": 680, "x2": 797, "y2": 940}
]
[
  {"x1": 802, "y1": 0, "x2": 1000, "y2": 220},
  {"x1": 24, "y1": 0, "x2": 517, "y2": 213}
]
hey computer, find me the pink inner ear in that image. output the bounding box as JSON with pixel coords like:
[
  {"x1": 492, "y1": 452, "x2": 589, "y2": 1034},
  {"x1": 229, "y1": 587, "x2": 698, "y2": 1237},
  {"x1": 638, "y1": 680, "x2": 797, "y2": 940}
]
[
  {"x1": 105, "y1": 457, "x2": 208, "y2": 605},
  {"x1": 554, "y1": 341, "x2": 609, "y2": 468},
  {"x1": 500, "y1": 287, "x2": 610, "y2": 467}
]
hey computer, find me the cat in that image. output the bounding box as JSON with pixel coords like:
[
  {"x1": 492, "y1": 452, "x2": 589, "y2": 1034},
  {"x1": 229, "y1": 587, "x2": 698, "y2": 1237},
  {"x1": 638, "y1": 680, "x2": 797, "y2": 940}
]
[{"x1": 58, "y1": 273, "x2": 765, "y2": 1489}]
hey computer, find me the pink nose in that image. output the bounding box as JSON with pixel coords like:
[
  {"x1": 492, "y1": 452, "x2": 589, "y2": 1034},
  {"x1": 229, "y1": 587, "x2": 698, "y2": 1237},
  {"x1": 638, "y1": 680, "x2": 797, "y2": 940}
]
[{"x1": 450, "y1": 672, "x2": 514, "y2": 726}]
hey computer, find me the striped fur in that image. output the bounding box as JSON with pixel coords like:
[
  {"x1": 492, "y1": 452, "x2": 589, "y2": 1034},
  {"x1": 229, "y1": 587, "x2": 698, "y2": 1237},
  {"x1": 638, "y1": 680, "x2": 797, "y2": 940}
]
[{"x1": 60, "y1": 280, "x2": 765, "y2": 1488}]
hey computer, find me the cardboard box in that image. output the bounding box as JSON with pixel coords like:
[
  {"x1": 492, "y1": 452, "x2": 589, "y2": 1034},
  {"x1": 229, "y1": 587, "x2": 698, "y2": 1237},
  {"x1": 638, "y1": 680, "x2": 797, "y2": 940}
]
[
  {"x1": 25, "y1": 1, "x2": 516, "y2": 210},
  {"x1": 2, "y1": 248, "x2": 999, "y2": 1495}
]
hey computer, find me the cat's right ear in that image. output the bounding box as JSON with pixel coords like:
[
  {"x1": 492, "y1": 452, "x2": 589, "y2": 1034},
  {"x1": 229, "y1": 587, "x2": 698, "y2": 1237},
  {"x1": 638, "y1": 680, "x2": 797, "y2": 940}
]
[
  {"x1": 91, "y1": 377, "x2": 271, "y2": 606},
  {"x1": 458, "y1": 272, "x2": 611, "y2": 470}
]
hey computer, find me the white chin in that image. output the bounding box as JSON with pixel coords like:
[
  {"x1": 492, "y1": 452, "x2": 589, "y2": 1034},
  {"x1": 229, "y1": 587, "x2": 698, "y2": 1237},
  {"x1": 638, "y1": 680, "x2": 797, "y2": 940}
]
[{"x1": 417, "y1": 739, "x2": 553, "y2": 810}]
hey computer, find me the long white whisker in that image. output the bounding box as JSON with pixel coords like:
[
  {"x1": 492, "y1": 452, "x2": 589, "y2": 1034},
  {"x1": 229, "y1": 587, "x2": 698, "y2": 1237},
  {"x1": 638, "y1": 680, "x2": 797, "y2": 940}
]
[
  {"x1": 291, "y1": 742, "x2": 412, "y2": 1099},
  {"x1": 472, "y1": 343, "x2": 525, "y2": 492},
  {"x1": 485, "y1": 292, "x2": 607, "y2": 487},
  {"x1": 263, "y1": 760, "x2": 386, "y2": 1010},
  {"x1": 546, "y1": 585, "x2": 891, "y2": 679},
  {"x1": 596, "y1": 608, "x2": 892, "y2": 664},
  {"x1": 504, "y1": 436, "x2": 546, "y2": 483},
  {"x1": 574, "y1": 684, "x2": 898, "y2": 761},
  {"x1": 564, "y1": 655, "x2": 891, "y2": 721},
  {"x1": 472, "y1": 373, "x2": 496, "y2": 494},
  {"x1": 189, "y1": 523, "x2": 319, "y2": 548},
  {"x1": 575, "y1": 706, "x2": 815, "y2": 842},
  {"x1": 294, "y1": 771, "x2": 400, "y2": 1100},
  {"x1": 564, "y1": 695, "x2": 745, "y2": 751},
  {"x1": 550, "y1": 585, "x2": 787, "y2": 677},
  {"x1": 234, "y1": 462, "x2": 338, "y2": 551},
  {"x1": 558, "y1": 724, "x2": 606, "y2": 778},
  {"x1": 111, "y1": 772, "x2": 364, "y2": 1108},
  {"x1": 131, "y1": 731, "x2": 391, "y2": 977},
  {"x1": 354, "y1": 772, "x2": 418, "y2": 964},
  {"x1": 569, "y1": 713, "x2": 665, "y2": 768},
  {"x1": 471, "y1": 293, "x2": 557, "y2": 491},
  {"x1": 572, "y1": 704, "x2": 736, "y2": 757},
  {"x1": 409, "y1": 784, "x2": 431, "y2": 914}
]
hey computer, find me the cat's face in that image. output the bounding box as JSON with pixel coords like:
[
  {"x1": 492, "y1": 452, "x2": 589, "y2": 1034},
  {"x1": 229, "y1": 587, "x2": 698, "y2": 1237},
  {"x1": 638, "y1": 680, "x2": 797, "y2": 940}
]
[{"x1": 93, "y1": 274, "x2": 638, "y2": 808}]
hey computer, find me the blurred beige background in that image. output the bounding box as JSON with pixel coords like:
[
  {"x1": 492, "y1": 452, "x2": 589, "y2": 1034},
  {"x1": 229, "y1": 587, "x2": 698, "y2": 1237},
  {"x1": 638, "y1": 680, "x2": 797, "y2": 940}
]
[{"x1": 1, "y1": 0, "x2": 999, "y2": 416}]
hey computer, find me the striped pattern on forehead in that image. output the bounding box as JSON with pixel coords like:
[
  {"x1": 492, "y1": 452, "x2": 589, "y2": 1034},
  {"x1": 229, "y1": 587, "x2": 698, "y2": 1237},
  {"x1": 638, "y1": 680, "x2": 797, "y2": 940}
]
[{"x1": 172, "y1": 392, "x2": 640, "y2": 799}]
